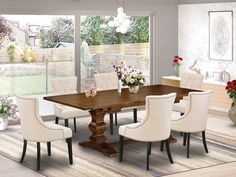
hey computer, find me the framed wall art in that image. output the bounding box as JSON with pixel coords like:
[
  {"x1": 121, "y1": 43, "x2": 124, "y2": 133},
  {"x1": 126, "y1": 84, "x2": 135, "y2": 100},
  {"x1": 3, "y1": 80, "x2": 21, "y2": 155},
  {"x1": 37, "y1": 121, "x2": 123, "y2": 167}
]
[{"x1": 209, "y1": 11, "x2": 233, "y2": 61}]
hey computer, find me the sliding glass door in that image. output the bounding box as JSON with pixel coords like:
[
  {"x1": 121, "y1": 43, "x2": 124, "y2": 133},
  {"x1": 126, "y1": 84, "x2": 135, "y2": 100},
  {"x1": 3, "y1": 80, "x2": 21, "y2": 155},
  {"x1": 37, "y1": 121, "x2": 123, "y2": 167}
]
[
  {"x1": 80, "y1": 15, "x2": 150, "y2": 91},
  {"x1": 0, "y1": 15, "x2": 75, "y2": 96}
]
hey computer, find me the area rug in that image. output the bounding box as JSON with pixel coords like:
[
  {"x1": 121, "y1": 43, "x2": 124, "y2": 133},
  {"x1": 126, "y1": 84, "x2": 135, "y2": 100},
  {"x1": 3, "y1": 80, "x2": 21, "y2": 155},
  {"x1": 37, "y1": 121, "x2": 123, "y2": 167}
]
[{"x1": 0, "y1": 112, "x2": 236, "y2": 177}]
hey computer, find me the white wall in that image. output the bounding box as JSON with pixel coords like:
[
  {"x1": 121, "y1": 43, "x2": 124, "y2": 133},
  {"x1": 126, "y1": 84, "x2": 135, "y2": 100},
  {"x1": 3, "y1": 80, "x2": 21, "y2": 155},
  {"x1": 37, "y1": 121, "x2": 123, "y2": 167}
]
[
  {"x1": 179, "y1": 2, "x2": 236, "y2": 80},
  {"x1": 0, "y1": 0, "x2": 179, "y2": 83}
]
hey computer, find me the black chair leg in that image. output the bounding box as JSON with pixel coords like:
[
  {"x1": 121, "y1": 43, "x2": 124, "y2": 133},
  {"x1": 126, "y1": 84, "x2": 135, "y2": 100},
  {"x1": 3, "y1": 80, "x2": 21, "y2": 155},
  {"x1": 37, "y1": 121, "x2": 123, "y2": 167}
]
[
  {"x1": 183, "y1": 133, "x2": 187, "y2": 146},
  {"x1": 133, "y1": 108, "x2": 137, "y2": 123},
  {"x1": 74, "y1": 118, "x2": 77, "y2": 132},
  {"x1": 65, "y1": 119, "x2": 69, "y2": 127},
  {"x1": 66, "y1": 138, "x2": 73, "y2": 165},
  {"x1": 20, "y1": 139, "x2": 27, "y2": 163},
  {"x1": 146, "y1": 142, "x2": 151, "y2": 170},
  {"x1": 165, "y1": 140, "x2": 173, "y2": 164},
  {"x1": 109, "y1": 113, "x2": 114, "y2": 135},
  {"x1": 160, "y1": 141, "x2": 164, "y2": 151},
  {"x1": 47, "y1": 142, "x2": 51, "y2": 156},
  {"x1": 55, "y1": 117, "x2": 59, "y2": 124},
  {"x1": 37, "y1": 142, "x2": 41, "y2": 171},
  {"x1": 115, "y1": 112, "x2": 118, "y2": 126},
  {"x1": 119, "y1": 136, "x2": 124, "y2": 162},
  {"x1": 187, "y1": 133, "x2": 191, "y2": 158},
  {"x1": 202, "y1": 131, "x2": 208, "y2": 153},
  {"x1": 148, "y1": 142, "x2": 152, "y2": 155}
]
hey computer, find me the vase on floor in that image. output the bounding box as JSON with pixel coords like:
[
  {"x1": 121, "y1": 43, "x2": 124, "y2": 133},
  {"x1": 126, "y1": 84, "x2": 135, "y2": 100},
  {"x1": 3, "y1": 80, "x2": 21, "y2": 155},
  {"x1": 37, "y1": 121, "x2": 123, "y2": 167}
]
[
  {"x1": 129, "y1": 85, "x2": 139, "y2": 94},
  {"x1": 0, "y1": 118, "x2": 9, "y2": 131},
  {"x1": 228, "y1": 100, "x2": 236, "y2": 124}
]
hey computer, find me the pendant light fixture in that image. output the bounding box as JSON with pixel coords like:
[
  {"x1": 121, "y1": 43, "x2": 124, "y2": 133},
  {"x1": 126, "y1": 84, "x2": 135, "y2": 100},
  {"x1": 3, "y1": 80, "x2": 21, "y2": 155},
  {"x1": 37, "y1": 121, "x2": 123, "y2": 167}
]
[{"x1": 108, "y1": 0, "x2": 131, "y2": 34}]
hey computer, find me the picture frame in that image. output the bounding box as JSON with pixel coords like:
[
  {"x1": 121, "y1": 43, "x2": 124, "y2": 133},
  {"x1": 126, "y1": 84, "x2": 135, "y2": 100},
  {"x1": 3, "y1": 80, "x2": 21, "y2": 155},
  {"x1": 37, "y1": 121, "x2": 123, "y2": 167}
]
[{"x1": 209, "y1": 11, "x2": 233, "y2": 61}]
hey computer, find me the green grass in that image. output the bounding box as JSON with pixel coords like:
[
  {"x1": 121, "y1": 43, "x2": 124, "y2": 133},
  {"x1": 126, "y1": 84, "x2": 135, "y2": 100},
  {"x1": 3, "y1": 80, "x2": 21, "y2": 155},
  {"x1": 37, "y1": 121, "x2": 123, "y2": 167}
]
[{"x1": 0, "y1": 75, "x2": 58, "y2": 96}]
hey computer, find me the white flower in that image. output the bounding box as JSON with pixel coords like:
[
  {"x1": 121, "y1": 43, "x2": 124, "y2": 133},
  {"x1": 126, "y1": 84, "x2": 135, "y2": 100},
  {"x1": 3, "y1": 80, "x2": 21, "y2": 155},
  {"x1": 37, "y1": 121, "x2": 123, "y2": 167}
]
[
  {"x1": 3, "y1": 107, "x2": 8, "y2": 111},
  {"x1": 140, "y1": 79, "x2": 143, "y2": 84},
  {"x1": 130, "y1": 78, "x2": 135, "y2": 84},
  {"x1": 126, "y1": 76, "x2": 131, "y2": 83}
]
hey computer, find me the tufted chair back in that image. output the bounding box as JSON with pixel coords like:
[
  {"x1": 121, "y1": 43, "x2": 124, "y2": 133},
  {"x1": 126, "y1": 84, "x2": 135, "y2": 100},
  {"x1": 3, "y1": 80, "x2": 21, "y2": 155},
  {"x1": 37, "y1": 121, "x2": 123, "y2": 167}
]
[
  {"x1": 17, "y1": 96, "x2": 65, "y2": 142},
  {"x1": 52, "y1": 76, "x2": 77, "y2": 94},
  {"x1": 172, "y1": 90, "x2": 212, "y2": 132},
  {"x1": 180, "y1": 72, "x2": 204, "y2": 90},
  {"x1": 94, "y1": 72, "x2": 118, "y2": 91},
  {"x1": 119, "y1": 93, "x2": 176, "y2": 142}
]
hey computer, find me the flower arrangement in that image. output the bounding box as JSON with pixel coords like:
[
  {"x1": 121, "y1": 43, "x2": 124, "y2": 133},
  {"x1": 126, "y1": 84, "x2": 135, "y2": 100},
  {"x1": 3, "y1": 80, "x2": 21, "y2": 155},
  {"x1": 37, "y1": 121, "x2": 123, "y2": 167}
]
[
  {"x1": 0, "y1": 97, "x2": 18, "y2": 120},
  {"x1": 172, "y1": 56, "x2": 183, "y2": 76},
  {"x1": 225, "y1": 80, "x2": 236, "y2": 101},
  {"x1": 121, "y1": 70, "x2": 145, "y2": 87},
  {"x1": 112, "y1": 60, "x2": 127, "y2": 79}
]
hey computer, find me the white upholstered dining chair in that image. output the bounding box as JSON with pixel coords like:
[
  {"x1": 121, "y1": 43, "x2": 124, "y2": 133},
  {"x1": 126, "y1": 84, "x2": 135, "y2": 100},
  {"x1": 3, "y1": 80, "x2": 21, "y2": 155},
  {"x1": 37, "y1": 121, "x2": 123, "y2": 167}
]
[
  {"x1": 94, "y1": 72, "x2": 138, "y2": 135},
  {"x1": 17, "y1": 96, "x2": 73, "y2": 171},
  {"x1": 52, "y1": 76, "x2": 89, "y2": 132},
  {"x1": 173, "y1": 72, "x2": 204, "y2": 114},
  {"x1": 171, "y1": 90, "x2": 212, "y2": 158},
  {"x1": 119, "y1": 93, "x2": 176, "y2": 170}
]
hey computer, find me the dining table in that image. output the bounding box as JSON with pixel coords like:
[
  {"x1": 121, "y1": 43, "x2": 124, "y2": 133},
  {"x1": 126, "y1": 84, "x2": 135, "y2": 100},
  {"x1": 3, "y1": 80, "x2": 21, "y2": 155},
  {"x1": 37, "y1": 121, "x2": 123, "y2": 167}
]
[{"x1": 44, "y1": 84, "x2": 198, "y2": 157}]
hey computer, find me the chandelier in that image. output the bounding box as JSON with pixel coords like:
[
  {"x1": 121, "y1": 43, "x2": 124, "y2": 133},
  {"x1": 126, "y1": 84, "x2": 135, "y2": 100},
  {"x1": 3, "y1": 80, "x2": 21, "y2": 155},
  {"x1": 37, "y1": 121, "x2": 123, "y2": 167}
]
[{"x1": 108, "y1": 1, "x2": 131, "y2": 34}]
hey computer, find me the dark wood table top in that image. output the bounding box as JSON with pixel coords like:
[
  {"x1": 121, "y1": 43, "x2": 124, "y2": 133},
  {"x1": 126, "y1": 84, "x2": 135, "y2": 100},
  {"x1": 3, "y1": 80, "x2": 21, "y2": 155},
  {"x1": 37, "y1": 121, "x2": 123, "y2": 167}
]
[{"x1": 44, "y1": 84, "x2": 198, "y2": 111}]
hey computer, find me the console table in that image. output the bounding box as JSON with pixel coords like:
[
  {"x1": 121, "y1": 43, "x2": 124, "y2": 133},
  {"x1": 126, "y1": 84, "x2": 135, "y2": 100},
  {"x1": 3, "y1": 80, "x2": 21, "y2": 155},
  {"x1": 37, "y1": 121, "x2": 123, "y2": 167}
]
[{"x1": 162, "y1": 76, "x2": 231, "y2": 109}]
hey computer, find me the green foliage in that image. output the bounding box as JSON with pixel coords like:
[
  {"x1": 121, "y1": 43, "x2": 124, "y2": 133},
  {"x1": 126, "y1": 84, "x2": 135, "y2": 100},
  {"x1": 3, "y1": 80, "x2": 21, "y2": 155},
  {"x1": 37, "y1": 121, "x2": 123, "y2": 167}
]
[
  {"x1": 81, "y1": 16, "x2": 149, "y2": 45},
  {"x1": 0, "y1": 17, "x2": 12, "y2": 48},
  {"x1": 21, "y1": 48, "x2": 35, "y2": 62},
  {"x1": 40, "y1": 16, "x2": 149, "y2": 47},
  {"x1": 40, "y1": 17, "x2": 74, "y2": 48},
  {"x1": 7, "y1": 44, "x2": 16, "y2": 62}
]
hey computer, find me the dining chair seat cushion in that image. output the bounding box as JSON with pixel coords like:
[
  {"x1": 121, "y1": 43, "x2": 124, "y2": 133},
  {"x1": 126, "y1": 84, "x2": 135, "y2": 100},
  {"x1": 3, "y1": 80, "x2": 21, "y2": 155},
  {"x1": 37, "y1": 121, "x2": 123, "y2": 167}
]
[
  {"x1": 172, "y1": 99, "x2": 188, "y2": 113},
  {"x1": 44, "y1": 122, "x2": 72, "y2": 141},
  {"x1": 55, "y1": 105, "x2": 89, "y2": 119}
]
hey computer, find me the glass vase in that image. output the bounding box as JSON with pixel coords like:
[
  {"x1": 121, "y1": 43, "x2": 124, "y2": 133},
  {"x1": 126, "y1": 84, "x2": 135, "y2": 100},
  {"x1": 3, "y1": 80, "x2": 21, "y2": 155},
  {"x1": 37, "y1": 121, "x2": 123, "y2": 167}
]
[
  {"x1": 118, "y1": 79, "x2": 122, "y2": 94},
  {"x1": 128, "y1": 85, "x2": 139, "y2": 93},
  {"x1": 0, "y1": 118, "x2": 9, "y2": 131}
]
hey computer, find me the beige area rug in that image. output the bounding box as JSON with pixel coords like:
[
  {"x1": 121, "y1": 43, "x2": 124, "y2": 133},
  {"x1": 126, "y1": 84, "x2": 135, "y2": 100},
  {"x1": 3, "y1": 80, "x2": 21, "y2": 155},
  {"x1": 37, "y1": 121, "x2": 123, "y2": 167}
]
[{"x1": 0, "y1": 111, "x2": 236, "y2": 177}]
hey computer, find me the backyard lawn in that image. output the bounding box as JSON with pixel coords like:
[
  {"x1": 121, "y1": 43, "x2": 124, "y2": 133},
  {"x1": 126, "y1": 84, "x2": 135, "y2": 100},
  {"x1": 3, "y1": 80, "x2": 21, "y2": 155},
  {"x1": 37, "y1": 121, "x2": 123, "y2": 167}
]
[{"x1": 0, "y1": 75, "x2": 58, "y2": 96}]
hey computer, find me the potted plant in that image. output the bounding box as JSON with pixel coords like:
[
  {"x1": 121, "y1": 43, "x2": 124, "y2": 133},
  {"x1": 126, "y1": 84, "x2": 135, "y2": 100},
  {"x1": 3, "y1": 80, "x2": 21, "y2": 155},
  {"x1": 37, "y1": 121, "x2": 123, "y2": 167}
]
[
  {"x1": 121, "y1": 70, "x2": 145, "y2": 93},
  {"x1": 225, "y1": 80, "x2": 236, "y2": 124},
  {"x1": 172, "y1": 56, "x2": 183, "y2": 77},
  {"x1": 0, "y1": 97, "x2": 18, "y2": 130}
]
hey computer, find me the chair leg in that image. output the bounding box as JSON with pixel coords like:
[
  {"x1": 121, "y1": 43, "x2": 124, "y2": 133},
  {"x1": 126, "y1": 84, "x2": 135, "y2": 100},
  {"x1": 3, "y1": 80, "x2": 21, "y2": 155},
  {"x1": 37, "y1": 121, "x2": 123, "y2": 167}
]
[
  {"x1": 37, "y1": 142, "x2": 41, "y2": 171},
  {"x1": 73, "y1": 118, "x2": 77, "y2": 132},
  {"x1": 66, "y1": 138, "x2": 73, "y2": 165},
  {"x1": 109, "y1": 113, "x2": 114, "y2": 135},
  {"x1": 146, "y1": 142, "x2": 151, "y2": 170},
  {"x1": 165, "y1": 140, "x2": 173, "y2": 164},
  {"x1": 187, "y1": 133, "x2": 191, "y2": 158},
  {"x1": 119, "y1": 135, "x2": 124, "y2": 162},
  {"x1": 160, "y1": 141, "x2": 164, "y2": 151},
  {"x1": 65, "y1": 119, "x2": 69, "y2": 127},
  {"x1": 115, "y1": 112, "x2": 118, "y2": 126},
  {"x1": 47, "y1": 142, "x2": 51, "y2": 156},
  {"x1": 183, "y1": 133, "x2": 187, "y2": 146},
  {"x1": 20, "y1": 139, "x2": 27, "y2": 163},
  {"x1": 55, "y1": 116, "x2": 59, "y2": 124},
  {"x1": 133, "y1": 108, "x2": 137, "y2": 123},
  {"x1": 148, "y1": 142, "x2": 152, "y2": 155},
  {"x1": 202, "y1": 131, "x2": 208, "y2": 153}
]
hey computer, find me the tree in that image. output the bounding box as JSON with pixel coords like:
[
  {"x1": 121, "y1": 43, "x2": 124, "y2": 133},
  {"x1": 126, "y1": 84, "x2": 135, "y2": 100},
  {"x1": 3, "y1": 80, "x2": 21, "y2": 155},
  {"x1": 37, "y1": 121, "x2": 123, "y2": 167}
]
[
  {"x1": 0, "y1": 17, "x2": 12, "y2": 49},
  {"x1": 81, "y1": 16, "x2": 149, "y2": 45},
  {"x1": 40, "y1": 17, "x2": 74, "y2": 48}
]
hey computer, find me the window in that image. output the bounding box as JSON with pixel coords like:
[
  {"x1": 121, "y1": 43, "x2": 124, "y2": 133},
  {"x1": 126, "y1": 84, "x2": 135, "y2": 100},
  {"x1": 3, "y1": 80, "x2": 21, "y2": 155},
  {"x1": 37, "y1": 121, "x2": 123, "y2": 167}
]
[
  {"x1": 80, "y1": 15, "x2": 150, "y2": 91},
  {"x1": 0, "y1": 15, "x2": 75, "y2": 96}
]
